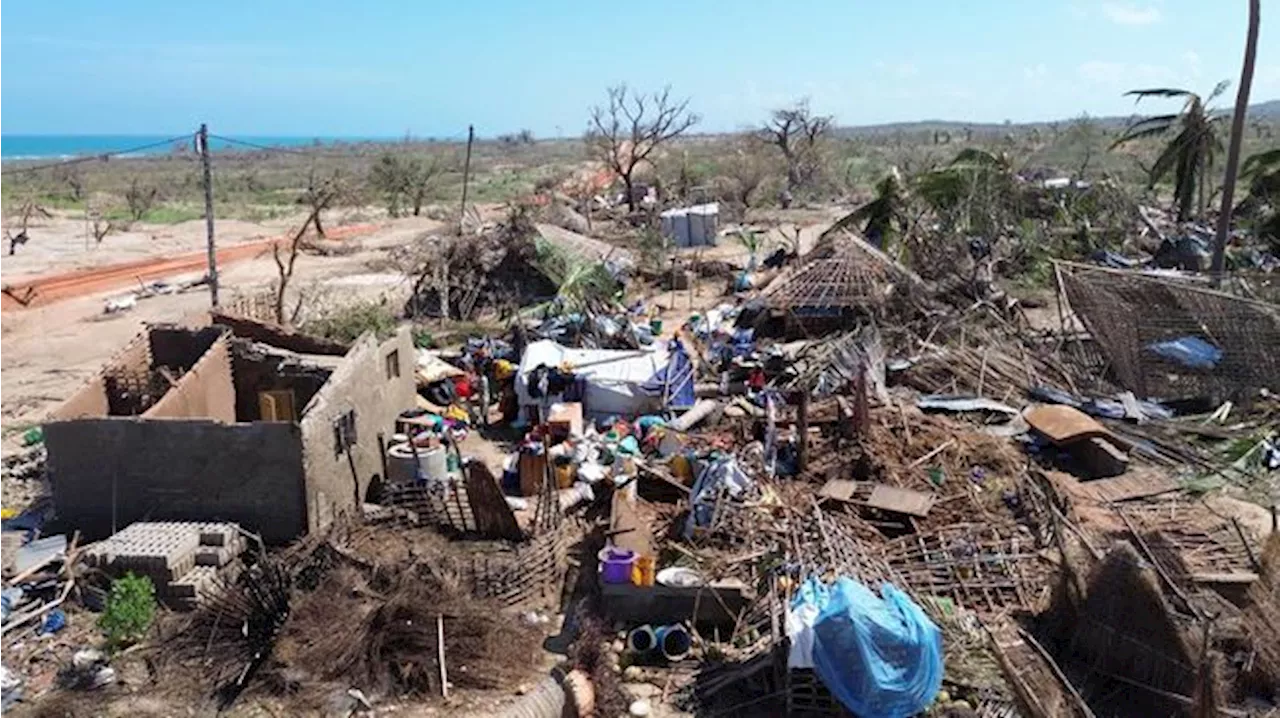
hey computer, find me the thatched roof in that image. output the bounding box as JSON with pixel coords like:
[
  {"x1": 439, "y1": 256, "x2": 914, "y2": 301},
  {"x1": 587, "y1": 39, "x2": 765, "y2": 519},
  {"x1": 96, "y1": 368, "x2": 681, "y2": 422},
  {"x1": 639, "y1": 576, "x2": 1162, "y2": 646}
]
[{"x1": 760, "y1": 231, "x2": 920, "y2": 313}]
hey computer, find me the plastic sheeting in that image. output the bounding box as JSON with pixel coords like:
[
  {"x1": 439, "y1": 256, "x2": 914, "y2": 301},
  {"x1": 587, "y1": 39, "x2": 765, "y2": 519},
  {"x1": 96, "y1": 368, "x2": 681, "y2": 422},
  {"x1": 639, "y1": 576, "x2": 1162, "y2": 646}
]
[
  {"x1": 793, "y1": 577, "x2": 942, "y2": 718},
  {"x1": 683, "y1": 457, "x2": 753, "y2": 539},
  {"x1": 515, "y1": 340, "x2": 670, "y2": 418},
  {"x1": 643, "y1": 340, "x2": 695, "y2": 410},
  {"x1": 1145, "y1": 336, "x2": 1223, "y2": 370}
]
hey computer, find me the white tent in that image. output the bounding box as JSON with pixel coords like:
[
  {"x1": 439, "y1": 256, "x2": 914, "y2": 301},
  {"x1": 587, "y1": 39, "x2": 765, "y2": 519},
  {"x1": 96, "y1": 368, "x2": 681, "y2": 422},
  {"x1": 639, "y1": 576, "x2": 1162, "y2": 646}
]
[{"x1": 516, "y1": 340, "x2": 670, "y2": 418}]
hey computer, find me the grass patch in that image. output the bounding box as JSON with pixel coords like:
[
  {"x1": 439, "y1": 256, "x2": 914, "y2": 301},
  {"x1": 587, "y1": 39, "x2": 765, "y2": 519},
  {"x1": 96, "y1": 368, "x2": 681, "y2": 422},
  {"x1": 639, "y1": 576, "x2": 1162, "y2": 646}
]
[{"x1": 103, "y1": 203, "x2": 204, "y2": 224}]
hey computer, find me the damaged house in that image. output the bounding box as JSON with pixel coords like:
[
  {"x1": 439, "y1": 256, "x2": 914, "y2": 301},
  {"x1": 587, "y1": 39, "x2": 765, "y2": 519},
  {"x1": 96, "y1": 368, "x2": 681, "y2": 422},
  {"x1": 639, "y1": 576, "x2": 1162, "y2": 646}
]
[{"x1": 44, "y1": 314, "x2": 416, "y2": 543}]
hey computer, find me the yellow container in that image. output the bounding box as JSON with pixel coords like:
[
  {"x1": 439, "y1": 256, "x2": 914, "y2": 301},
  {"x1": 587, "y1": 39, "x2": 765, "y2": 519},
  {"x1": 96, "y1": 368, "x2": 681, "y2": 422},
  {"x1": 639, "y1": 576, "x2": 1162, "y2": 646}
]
[
  {"x1": 554, "y1": 462, "x2": 576, "y2": 489},
  {"x1": 631, "y1": 556, "x2": 656, "y2": 587},
  {"x1": 670, "y1": 454, "x2": 693, "y2": 483}
]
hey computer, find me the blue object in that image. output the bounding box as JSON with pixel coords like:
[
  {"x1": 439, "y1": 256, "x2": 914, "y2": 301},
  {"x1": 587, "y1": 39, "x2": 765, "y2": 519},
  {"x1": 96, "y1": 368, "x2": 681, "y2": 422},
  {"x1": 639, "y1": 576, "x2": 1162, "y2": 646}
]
[
  {"x1": 39, "y1": 608, "x2": 66, "y2": 635},
  {"x1": 810, "y1": 578, "x2": 943, "y2": 718},
  {"x1": 1146, "y1": 336, "x2": 1222, "y2": 370},
  {"x1": 1, "y1": 587, "x2": 25, "y2": 622},
  {"x1": 643, "y1": 340, "x2": 696, "y2": 410}
]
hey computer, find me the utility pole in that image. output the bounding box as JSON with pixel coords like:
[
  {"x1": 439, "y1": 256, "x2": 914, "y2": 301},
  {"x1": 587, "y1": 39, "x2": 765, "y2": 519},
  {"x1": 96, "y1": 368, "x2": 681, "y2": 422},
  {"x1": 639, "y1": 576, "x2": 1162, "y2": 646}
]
[
  {"x1": 458, "y1": 124, "x2": 474, "y2": 235},
  {"x1": 198, "y1": 123, "x2": 219, "y2": 307}
]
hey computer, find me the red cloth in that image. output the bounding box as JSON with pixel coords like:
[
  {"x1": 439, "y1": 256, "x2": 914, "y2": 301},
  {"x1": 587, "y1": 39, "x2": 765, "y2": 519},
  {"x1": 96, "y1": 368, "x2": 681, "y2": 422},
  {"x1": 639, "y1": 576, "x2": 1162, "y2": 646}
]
[{"x1": 454, "y1": 374, "x2": 473, "y2": 399}]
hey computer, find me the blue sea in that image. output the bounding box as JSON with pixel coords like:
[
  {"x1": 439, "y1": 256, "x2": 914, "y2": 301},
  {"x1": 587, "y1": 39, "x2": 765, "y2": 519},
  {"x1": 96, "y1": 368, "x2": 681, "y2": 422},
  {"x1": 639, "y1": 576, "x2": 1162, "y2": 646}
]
[{"x1": 1, "y1": 134, "x2": 393, "y2": 160}]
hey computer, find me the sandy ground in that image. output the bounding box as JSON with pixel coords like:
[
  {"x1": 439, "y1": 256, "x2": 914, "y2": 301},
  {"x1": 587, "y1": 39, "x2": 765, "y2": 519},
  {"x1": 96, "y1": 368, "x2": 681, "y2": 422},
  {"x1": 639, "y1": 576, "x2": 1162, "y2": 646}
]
[
  {"x1": 0, "y1": 211, "x2": 323, "y2": 279},
  {"x1": 0, "y1": 213, "x2": 443, "y2": 435}
]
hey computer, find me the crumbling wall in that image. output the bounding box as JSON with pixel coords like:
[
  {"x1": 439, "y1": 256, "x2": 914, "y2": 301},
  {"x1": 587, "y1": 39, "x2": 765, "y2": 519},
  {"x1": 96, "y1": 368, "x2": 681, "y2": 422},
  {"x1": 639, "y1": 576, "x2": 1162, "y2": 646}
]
[
  {"x1": 48, "y1": 332, "x2": 151, "y2": 420},
  {"x1": 229, "y1": 340, "x2": 331, "y2": 422},
  {"x1": 144, "y1": 335, "x2": 236, "y2": 421},
  {"x1": 45, "y1": 418, "x2": 307, "y2": 543},
  {"x1": 298, "y1": 328, "x2": 415, "y2": 534}
]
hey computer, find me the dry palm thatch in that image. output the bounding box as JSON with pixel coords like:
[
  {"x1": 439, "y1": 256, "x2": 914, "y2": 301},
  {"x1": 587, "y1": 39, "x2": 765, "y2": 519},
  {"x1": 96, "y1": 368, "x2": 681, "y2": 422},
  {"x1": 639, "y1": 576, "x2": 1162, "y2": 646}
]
[{"x1": 288, "y1": 568, "x2": 541, "y2": 698}]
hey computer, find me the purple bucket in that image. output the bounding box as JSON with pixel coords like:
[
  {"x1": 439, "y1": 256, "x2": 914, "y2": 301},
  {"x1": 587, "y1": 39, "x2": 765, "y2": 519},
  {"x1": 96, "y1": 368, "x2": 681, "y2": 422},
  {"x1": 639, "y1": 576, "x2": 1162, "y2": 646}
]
[{"x1": 598, "y1": 547, "x2": 636, "y2": 584}]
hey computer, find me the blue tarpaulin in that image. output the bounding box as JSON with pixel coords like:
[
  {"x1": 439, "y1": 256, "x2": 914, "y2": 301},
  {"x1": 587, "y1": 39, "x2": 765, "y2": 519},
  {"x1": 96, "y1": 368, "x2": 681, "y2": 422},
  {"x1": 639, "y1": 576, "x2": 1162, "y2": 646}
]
[
  {"x1": 801, "y1": 578, "x2": 943, "y2": 718},
  {"x1": 644, "y1": 339, "x2": 695, "y2": 410},
  {"x1": 1146, "y1": 336, "x2": 1223, "y2": 370}
]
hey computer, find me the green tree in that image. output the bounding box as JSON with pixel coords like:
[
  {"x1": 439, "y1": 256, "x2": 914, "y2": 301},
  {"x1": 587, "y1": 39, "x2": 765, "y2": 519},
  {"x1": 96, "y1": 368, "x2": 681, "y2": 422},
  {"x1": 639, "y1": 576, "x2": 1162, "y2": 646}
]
[
  {"x1": 1111, "y1": 83, "x2": 1229, "y2": 222},
  {"x1": 833, "y1": 167, "x2": 913, "y2": 249},
  {"x1": 369, "y1": 153, "x2": 409, "y2": 217}
]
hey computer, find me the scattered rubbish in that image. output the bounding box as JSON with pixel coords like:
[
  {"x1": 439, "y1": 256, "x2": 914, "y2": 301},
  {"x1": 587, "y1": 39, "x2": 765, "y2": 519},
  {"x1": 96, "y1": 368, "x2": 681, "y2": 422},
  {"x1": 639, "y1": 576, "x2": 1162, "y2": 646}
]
[{"x1": 916, "y1": 395, "x2": 1018, "y2": 417}]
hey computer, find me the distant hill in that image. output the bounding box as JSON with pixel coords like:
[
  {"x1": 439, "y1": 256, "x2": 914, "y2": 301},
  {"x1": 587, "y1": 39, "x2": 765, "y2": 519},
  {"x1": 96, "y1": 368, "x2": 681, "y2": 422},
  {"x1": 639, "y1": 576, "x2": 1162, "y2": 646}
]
[{"x1": 832, "y1": 98, "x2": 1280, "y2": 136}]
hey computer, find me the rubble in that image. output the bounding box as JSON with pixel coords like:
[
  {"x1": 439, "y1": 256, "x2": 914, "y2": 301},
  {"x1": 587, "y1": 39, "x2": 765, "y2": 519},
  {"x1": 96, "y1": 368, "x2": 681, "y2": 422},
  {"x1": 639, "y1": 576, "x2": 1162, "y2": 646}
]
[{"x1": 6, "y1": 212, "x2": 1280, "y2": 718}]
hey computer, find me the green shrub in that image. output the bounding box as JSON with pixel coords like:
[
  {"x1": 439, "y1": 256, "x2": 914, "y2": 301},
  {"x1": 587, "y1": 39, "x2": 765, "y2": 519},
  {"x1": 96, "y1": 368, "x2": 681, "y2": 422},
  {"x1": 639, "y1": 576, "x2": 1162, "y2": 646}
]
[
  {"x1": 301, "y1": 300, "x2": 399, "y2": 344},
  {"x1": 99, "y1": 573, "x2": 156, "y2": 650}
]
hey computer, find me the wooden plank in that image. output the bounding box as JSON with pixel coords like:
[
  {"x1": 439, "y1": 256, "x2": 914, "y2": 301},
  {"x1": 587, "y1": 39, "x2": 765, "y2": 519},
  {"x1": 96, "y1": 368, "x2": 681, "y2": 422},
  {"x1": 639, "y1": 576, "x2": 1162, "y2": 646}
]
[
  {"x1": 464, "y1": 461, "x2": 523, "y2": 541},
  {"x1": 818, "y1": 478, "x2": 857, "y2": 502},
  {"x1": 866, "y1": 484, "x2": 936, "y2": 517}
]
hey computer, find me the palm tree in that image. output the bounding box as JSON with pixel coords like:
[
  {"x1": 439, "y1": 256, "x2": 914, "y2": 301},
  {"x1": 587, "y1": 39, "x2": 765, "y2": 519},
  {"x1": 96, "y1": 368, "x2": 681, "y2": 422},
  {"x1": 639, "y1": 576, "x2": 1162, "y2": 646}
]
[
  {"x1": 1111, "y1": 83, "x2": 1229, "y2": 222},
  {"x1": 1211, "y1": 0, "x2": 1261, "y2": 281},
  {"x1": 832, "y1": 167, "x2": 913, "y2": 249},
  {"x1": 1235, "y1": 148, "x2": 1280, "y2": 248}
]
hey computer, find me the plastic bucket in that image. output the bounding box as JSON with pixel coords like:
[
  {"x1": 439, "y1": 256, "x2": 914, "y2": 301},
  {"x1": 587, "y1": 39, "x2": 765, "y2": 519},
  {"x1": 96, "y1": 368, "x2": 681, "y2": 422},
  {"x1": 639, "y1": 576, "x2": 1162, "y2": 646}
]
[
  {"x1": 656, "y1": 624, "x2": 691, "y2": 661},
  {"x1": 386, "y1": 443, "x2": 418, "y2": 484},
  {"x1": 598, "y1": 548, "x2": 636, "y2": 584}
]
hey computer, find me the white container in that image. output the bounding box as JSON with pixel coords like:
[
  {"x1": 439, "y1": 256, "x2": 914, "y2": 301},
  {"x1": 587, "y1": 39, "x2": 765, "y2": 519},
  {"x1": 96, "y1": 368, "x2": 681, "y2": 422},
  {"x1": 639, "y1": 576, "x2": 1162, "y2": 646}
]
[{"x1": 387, "y1": 443, "x2": 449, "y2": 486}]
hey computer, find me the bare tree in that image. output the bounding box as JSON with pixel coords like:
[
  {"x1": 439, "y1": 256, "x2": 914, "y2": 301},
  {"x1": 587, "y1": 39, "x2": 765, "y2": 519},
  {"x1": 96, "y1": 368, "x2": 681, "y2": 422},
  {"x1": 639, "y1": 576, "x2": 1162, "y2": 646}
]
[
  {"x1": 758, "y1": 99, "x2": 833, "y2": 193},
  {"x1": 53, "y1": 164, "x2": 86, "y2": 202},
  {"x1": 4, "y1": 198, "x2": 52, "y2": 255},
  {"x1": 720, "y1": 141, "x2": 771, "y2": 208},
  {"x1": 273, "y1": 189, "x2": 338, "y2": 324},
  {"x1": 405, "y1": 155, "x2": 447, "y2": 217},
  {"x1": 586, "y1": 84, "x2": 700, "y2": 212},
  {"x1": 124, "y1": 177, "x2": 159, "y2": 221},
  {"x1": 301, "y1": 167, "x2": 347, "y2": 238}
]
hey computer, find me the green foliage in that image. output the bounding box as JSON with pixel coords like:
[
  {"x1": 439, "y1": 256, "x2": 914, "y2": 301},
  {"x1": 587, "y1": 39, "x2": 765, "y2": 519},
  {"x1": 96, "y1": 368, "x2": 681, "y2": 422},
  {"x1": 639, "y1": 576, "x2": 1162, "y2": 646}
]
[
  {"x1": 533, "y1": 237, "x2": 620, "y2": 308},
  {"x1": 1111, "y1": 84, "x2": 1228, "y2": 222},
  {"x1": 301, "y1": 300, "x2": 399, "y2": 344},
  {"x1": 99, "y1": 573, "x2": 156, "y2": 650}
]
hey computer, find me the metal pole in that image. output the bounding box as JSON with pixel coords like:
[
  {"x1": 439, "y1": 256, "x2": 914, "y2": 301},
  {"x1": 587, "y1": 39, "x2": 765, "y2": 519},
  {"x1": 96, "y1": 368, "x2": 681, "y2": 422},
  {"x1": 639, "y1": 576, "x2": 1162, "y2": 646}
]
[
  {"x1": 458, "y1": 124, "x2": 475, "y2": 234},
  {"x1": 198, "y1": 124, "x2": 219, "y2": 307}
]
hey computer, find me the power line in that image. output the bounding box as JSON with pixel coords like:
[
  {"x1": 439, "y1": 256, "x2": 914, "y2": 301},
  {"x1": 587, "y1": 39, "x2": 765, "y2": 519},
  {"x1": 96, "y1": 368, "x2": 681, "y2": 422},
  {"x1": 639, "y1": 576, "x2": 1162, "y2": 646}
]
[
  {"x1": 209, "y1": 132, "x2": 472, "y2": 158},
  {"x1": 0, "y1": 134, "x2": 195, "y2": 176}
]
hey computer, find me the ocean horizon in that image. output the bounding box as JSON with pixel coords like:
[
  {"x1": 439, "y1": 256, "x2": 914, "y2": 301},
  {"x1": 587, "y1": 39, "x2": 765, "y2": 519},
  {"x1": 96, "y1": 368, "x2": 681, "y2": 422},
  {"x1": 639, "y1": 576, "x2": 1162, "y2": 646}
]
[{"x1": 1, "y1": 134, "x2": 403, "y2": 160}]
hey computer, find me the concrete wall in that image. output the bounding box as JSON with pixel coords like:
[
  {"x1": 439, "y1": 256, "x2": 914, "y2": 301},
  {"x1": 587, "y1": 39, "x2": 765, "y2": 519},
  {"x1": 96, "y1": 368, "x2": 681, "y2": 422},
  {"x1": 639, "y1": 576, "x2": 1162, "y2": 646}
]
[
  {"x1": 49, "y1": 332, "x2": 151, "y2": 420},
  {"x1": 45, "y1": 418, "x2": 307, "y2": 543},
  {"x1": 298, "y1": 328, "x2": 416, "y2": 534},
  {"x1": 144, "y1": 335, "x2": 236, "y2": 422}
]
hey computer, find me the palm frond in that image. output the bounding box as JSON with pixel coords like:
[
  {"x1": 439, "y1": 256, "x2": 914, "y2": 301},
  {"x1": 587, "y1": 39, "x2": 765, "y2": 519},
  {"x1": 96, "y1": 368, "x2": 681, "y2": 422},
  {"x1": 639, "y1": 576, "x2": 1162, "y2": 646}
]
[
  {"x1": 1241, "y1": 149, "x2": 1280, "y2": 179},
  {"x1": 1111, "y1": 114, "x2": 1180, "y2": 147},
  {"x1": 1207, "y1": 80, "x2": 1232, "y2": 104},
  {"x1": 1126, "y1": 88, "x2": 1194, "y2": 101}
]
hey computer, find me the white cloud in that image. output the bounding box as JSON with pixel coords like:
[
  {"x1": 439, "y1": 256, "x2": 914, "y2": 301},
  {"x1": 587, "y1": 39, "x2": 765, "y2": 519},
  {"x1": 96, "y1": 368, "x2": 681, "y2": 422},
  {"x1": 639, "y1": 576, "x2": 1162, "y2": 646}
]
[
  {"x1": 1101, "y1": 3, "x2": 1162, "y2": 25},
  {"x1": 1023, "y1": 64, "x2": 1049, "y2": 83}
]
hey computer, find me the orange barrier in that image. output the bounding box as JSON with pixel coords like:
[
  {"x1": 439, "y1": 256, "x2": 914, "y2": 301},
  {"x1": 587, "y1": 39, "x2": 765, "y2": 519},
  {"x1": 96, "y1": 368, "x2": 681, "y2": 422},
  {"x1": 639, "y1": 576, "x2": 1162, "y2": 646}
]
[{"x1": 1, "y1": 223, "x2": 380, "y2": 312}]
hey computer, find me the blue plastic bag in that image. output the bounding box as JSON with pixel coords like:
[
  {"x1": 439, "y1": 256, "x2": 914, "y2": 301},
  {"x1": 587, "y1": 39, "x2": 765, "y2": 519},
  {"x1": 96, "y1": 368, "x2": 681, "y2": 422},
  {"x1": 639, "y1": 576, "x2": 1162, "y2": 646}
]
[
  {"x1": 810, "y1": 578, "x2": 943, "y2": 718},
  {"x1": 39, "y1": 608, "x2": 66, "y2": 635},
  {"x1": 1146, "y1": 337, "x2": 1222, "y2": 370}
]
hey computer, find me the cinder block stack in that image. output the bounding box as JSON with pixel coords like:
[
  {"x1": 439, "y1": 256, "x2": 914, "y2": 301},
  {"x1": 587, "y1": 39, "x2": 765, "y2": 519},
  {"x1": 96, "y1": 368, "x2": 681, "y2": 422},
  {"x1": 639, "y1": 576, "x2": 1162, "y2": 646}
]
[{"x1": 84, "y1": 521, "x2": 247, "y2": 609}]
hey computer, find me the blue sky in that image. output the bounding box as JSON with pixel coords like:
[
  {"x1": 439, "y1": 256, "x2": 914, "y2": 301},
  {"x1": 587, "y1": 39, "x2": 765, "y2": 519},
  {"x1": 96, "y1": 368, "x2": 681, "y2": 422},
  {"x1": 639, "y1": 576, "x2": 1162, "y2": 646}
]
[{"x1": 2, "y1": 0, "x2": 1276, "y2": 137}]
